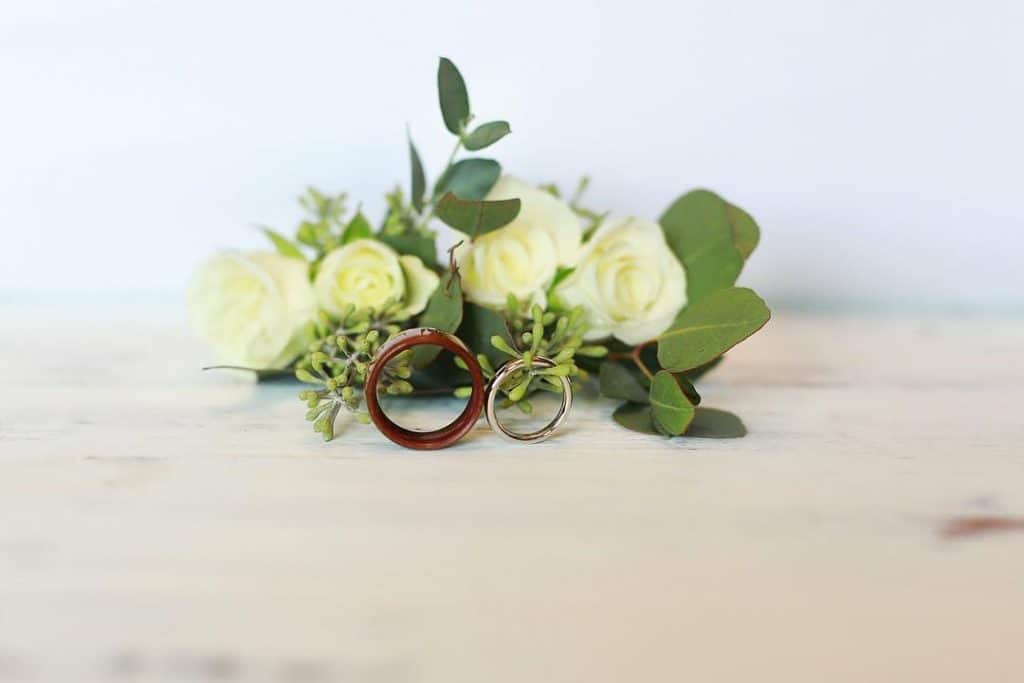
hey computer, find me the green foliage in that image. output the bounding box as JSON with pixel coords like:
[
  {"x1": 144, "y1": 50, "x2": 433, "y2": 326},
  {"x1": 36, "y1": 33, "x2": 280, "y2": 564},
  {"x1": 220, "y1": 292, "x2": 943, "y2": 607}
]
[
  {"x1": 463, "y1": 121, "x2": 511, "y2": 150},
  {"x1": 598, "y1": 362, "x2": 649, "y2": 404},
  {"x1": 649, "y1": 370, "x2": 696, "y2": 435},
  {"x1": 376, "y1": 230, "x2": 439, "y2": 269},
  {"x1": 434, "y1": 158, "x2": 501, "y2": 200},
  {"x1": 657, "y1": 287, "x2": 770, "y2": 372},
  {"x1": 295, "y1": 304, "x2": 410, "y2": 441},
  {"x1": 261, "y1": 227, "x2": 305, "y2": 260},
  {"x1": 437, "y1": 57, "x2": 470, "y2": 134},
  {"x1": 408, "y1": 136, "x2": 426, "y2": 212},
  {"x1": 434, "y1": 192, "x2": 520, "y2": 238},
  {"x1": 341, "y1": 212, "x2": 372, "y2": 244},
  {"x1": 454, "y1": 299, "x2": 606, "y2": 415},
  {"x1": 411, "y1": 268, "x2": 464, "y2": 368},
  {"x1": 612, "y1": 403, "x2": 659, "y2": 435},
  {"x1": 659, "y1": 189, "x2": 760, "y2": 302}
]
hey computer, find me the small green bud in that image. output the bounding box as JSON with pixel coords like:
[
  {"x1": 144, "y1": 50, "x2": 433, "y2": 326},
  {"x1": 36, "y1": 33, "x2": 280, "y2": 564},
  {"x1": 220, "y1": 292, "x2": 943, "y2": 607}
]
[
  {"x1": 538, "y1": 364, "x2": 572, "y2": 377},
  {"x1": 576, "y1": 345, "x2": 608, "y2": 357},
  {"x1": 531, "y1": 318, "x2": 543, "y2": 353},
  {"x1": 394, "y1": 365, "x2": 412, "y2": 379},
  {"x1": 476, "y1": 354, "x2": 494, "y2": 374},
  {"x1": 507, "y1": 380, "x2": 530, "y2": 402},
  {"x1": 490, "y1": 335, "x2": 518, "y2": 357},
  {"x1": 530, "y1": 303, "x2": 543, "y2": 321},
  {"x1": 522, "y1": 351, "x2": 533, "y2": 369},
  {"x1": 554, "y1": 347, "x2": 575, "y2": 364},
  {"x1": 453, "y1": 386, "x2": 473, "y2": 399},
  {"x1": 541, "y1": 312, "x2": 556, "y2": 325},
  {"x1": 516, "y1": 399, "x2": 533, "y2": 415},
  {"x1": 453, "y1": 356, "x2": 469, "y2": 371},
  {"x1": 521, "y1": 332, "x2": 533, "y2": 345},
  {"x1": 295, "y1": 368, "x2": 319, "y2": 384},
  {"x1": 341, "y1": 386, "x2": 355, "y2": 400},
  {"x1": 366, "y1": 329, "x2": 380, "y2": 344},
  {"x1": 354, "y1": 412, "x2": 371, "y2": 424}
]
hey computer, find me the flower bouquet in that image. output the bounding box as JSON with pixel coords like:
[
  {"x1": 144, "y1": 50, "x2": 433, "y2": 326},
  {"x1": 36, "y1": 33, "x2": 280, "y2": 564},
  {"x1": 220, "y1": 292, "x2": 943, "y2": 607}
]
[{"x1": 188, "y1": 58, "x2": 770, "y2": 444}]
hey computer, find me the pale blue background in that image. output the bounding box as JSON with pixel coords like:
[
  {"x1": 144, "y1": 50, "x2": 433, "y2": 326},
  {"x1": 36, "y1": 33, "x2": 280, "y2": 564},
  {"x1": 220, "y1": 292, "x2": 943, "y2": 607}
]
[{"x1": 2, "y1": 0, "x2": 1021, "y2": 312}]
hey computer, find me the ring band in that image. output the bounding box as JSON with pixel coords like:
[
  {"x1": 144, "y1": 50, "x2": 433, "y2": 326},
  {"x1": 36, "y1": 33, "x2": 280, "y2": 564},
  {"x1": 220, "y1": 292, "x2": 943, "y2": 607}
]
[
  {"x1": 364, "y1": 328, "x2": 484, "y2": 450},
  {"x1": 484, "y1": 356, "x2": 572, "y2": 444}
]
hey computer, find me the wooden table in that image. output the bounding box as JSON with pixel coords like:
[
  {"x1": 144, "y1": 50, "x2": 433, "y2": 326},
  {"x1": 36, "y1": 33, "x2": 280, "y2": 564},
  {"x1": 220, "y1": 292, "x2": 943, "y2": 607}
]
[{"x1": 1, "y1": 303, "x2": 1022, "y2": 682}]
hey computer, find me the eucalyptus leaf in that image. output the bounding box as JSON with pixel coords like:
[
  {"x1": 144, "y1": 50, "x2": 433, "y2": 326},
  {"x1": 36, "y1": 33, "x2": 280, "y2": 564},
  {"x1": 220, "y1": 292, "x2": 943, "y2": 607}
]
[
  {"x1": 649, "y1": 370, "x2": 696, "y2": 436},
  {"x1": 434, "y1": 159, "x2": 501, "y2": 201},
  {"x1": 437, "y1": 57, "x2": 470, "y2": 134},
  {"x1": 458, "y1": 303, "x2": 512, "y2": 367},
  {"x1": 657, "y1": 287, "x2": 770, "y2": 372},
  {"x1": 408, "y1": 137, "x2": 426, "y2": 212},
  {"x1": 612, "y1": 402, "x2": 660, "y2": 436},
  {"x1": 377, "y1": 230, "x2": 439, "y2": 269},
  {"x1": 341, "y1": 212, "x2": 372, "y2": 245},
  {"x1": 674, "y1": 373, "x2": 701, "y2": 406},
  {"x1": 599, "y1": 362, "x2": 649, "y2": 404},
  {"x1": 412, "y1": 270, "x2": 464, "y2": 368},
  {"x1": 726, "y1": 202, "x2": 760, "y2": 259},
  {"x1": 261, "y1": 228, "x2": 305, "y2": 260},
  {"x1": 660, "y1": 189, "x2": 755, "y2": 301},
  {"x1": 434, "y1": 192, "x2": 520, "y2": 238},
  {"x1": 462, "y1": 121, "x2": 511, "y2": 151},
  {"x1": 687, "y1": 408, "x2": 747, "y2": 439}
]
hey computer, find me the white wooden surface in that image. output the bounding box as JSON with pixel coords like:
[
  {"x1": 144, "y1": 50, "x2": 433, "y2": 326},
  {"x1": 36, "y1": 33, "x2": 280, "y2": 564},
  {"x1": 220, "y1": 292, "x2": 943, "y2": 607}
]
[{"x1": 1, "y1": 303, "x2": 1022, "y2": 682}]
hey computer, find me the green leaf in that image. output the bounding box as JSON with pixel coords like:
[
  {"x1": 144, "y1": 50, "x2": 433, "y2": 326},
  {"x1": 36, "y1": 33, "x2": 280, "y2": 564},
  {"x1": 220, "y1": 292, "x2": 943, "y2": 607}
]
[
  {"x1": 408, "y1": 136, "x2": 426, "y2": 212},
  {"x1": 660, "y1": 189, "x2": 751, "y2": 301},
  {"x1": 657, "y1": 287, "x2": 770, "y2": 372},
  {"x1": 462, "y1": 121, "x2": 511, "y2": 151},
  {"x1": 687, "y1": 408, "x2": 747, "y2": 438},
  {"x1": 261, "y1": 228, "x2": 305, "y2": 260},
  {"x1": 341, "y1": 212, "x2": 372, "y2": 245},
  {"x1": 434, "y1": 158, "x2": 501, "y2": 201},
  {"x1": 437, "y1": 57, "x2": 470, "y2": 135},
  {"x1": 682, "y1": 356, "x2": 722, "y2": 382},
  {"x1": 458, "y1": 303, "x2": 512, "y2": 367},
  {"x1": 549, "y1": 266, "x2": 575, "y2": 290},
  {"x1": 412, "y1": 270, "x2": 464, "y2": 368},
  {"x1": 649, "y1": 370, "x2": 696, "y2": 436},
  {"x1": 674, "y1": 373, "x2": 701, "y2": 406},
  {"x1": 377, "y1": 231, "x2": 438, "y2": 269},
  {"x1": 612, "y1": 403, "x2": 660, "y2": 436},
  {"x1": 726, "y1": 202, "x2": 760, "y2": 259},
  {"x1": 599, "y1": 362, "x2": 649, "y2": 404},
  {"x1": 434, "y1": 192, "x2": 520, "y2": 238}
]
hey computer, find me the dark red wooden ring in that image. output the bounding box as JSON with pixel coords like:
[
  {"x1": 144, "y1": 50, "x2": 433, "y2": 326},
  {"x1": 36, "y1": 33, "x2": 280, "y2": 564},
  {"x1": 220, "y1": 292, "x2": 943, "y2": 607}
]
[{"x1": 364, "y1": 328, "x2": 485, "y2": 450}]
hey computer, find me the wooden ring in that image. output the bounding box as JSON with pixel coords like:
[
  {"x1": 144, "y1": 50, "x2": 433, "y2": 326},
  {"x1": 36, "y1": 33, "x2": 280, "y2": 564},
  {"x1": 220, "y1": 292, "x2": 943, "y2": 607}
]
[{"x1": 364, "y1": 328, "x2": 484, "y2": 450}]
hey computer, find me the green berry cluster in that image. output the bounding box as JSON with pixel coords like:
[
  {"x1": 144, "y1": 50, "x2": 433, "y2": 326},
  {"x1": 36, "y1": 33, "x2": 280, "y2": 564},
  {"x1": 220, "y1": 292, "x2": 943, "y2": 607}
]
[
  {"x1": 295, "y1": 302, "x2": 414, "y2": 441},
  {"x1": 454, "y1": 297, "x2": 607, "y2": 414}
]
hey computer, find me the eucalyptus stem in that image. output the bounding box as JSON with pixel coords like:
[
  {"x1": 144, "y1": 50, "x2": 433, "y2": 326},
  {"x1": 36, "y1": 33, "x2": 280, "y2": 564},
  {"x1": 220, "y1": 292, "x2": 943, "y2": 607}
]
[{"x1": 416, "y1": 136, "x2": 464, "y2": 231}]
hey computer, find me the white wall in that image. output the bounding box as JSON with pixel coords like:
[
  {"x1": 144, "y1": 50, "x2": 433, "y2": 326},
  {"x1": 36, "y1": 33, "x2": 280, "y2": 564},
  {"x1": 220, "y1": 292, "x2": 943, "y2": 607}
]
[{"x1": 2, "y1": 0, "x2": 1022, "y2": 312}]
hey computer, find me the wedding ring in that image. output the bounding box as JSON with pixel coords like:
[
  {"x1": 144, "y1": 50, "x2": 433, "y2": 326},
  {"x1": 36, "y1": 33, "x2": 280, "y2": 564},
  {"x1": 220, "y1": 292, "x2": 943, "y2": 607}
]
[
  {"x1": 364, "y1": 328, "x2": 485, "y2": 450},
  {"x1": 484, "y1": 356, "x2": 572, "y2": 444}
]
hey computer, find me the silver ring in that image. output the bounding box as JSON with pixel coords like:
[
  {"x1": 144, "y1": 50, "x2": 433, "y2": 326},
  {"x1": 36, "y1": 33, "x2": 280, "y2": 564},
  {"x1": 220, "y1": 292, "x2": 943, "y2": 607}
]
[{"x1": 484, "y1": 356, "x2": 572, "y2": 444}]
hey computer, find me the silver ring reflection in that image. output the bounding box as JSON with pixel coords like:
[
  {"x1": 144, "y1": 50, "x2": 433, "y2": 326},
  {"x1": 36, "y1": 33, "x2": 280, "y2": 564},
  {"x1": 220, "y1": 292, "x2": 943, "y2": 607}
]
[{"x1": 484, "y1": 356, "x2": 572, "y2": 444}]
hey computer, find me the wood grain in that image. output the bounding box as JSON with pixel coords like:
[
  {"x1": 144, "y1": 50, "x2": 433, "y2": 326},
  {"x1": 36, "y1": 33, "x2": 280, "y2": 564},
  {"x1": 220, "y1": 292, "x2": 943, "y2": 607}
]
[{"x1": 1, "y1": 303, "x2": 1022, "y2": 682}]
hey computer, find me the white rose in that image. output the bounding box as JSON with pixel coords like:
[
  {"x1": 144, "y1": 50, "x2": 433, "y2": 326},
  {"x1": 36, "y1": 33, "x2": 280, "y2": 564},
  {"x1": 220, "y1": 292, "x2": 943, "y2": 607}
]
[
  {"x1": 313, "y1": 238, "x2": 439, "y2": 319},
  {"x1": 187, "y1": 251, "x2": 316, "y2": 369},
  {"x1": 555, "y1": 216, "x2": 687, "y2": 345},
  {"x1": 454, "y1": 175, "x2": 581, "y2": 308}
]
